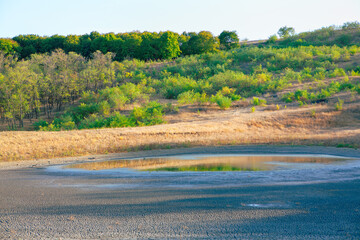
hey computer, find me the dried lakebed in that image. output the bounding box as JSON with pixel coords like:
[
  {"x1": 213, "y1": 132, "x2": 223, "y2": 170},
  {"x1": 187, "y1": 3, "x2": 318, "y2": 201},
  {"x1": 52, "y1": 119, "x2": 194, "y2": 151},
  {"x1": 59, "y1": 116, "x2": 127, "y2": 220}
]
[{"x1": 0, "y1": 146, "x2": 360, "y2": 239}]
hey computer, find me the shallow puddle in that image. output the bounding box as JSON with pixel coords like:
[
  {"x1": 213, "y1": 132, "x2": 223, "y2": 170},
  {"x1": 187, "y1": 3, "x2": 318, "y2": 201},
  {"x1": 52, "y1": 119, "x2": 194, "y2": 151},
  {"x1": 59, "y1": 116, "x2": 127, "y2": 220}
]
[
  {"x1": 66, "y1": 155, "x2": 349, "y2": 172},
  {"x1": 51, "y1": 154, "x2": 360, "y2": 190}
]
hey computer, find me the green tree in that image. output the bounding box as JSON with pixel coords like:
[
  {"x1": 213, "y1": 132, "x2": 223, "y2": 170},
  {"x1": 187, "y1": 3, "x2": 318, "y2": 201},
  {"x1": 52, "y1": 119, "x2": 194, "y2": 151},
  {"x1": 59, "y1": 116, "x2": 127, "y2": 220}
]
[
  {"x1": 42, "y1": 35, "x2": 65, "y2": 52},
  {"x1": 30, "y1": 49, "x2": 86, "y2": 116},
  {"x1": 267, "y1": 35, "x2": 278, "y2": 43},
  {"x1": 13, "y1": 34, "x2": 42, "y2": 58},
  {"x1": 158, "y1": 31, "x2": 181, "y2": 59},
  {"x1": 108, "y1": 36, "x2": 125, "y2": 61},
  {"x1": 2, "y1": 61, "x2": 39, "y2": 127},
  {"x1": 89, "y1": 31, "x2": 101, "y2": 40},
  {"x1": 81, "y1": 51, "x2": 115, "y2": 92},
  {"x1": 138, "y1": 32, "x2": 160, "y2": 60},
  {"x1": 79, "y1": 34, "x2": 92, "y2": 58},
  {"x1": 0, "y1": 39, "x2": 20, "y2": 54},
  {"x1": 219, "y1": 31, "x2": 239, "y2": 50},
  {"x1": 181, "y1": 31, "x2": 219, "y2": 55},
  {"x1": 64, "y1": 35, "x2": 80, "y2": 53},
  {"x1": 91, "y1": 33, "x2": 118, "y2": 54},
  {"x1": 342, "y1": 21, "x2": 360, "y2": 29},
  {"x1": 121, "y1": 32, "x2": 142, "y2": 59},
  {"x1": 277, "y1": 26, "x2": 295, "y2": 38}
]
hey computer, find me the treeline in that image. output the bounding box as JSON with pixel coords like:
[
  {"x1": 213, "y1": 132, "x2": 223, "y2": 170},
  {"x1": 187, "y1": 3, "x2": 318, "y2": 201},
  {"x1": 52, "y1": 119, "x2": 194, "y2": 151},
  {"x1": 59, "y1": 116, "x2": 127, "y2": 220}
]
[
  {"x1": 2, "y1": 22, "x2": 359, "y2": 63},
  {"x1": 1, "y1": 42, "x2": 360, "y2": 130},
  {"x1": 0, "y1": 30, "x2": 240, "y2": 61}
]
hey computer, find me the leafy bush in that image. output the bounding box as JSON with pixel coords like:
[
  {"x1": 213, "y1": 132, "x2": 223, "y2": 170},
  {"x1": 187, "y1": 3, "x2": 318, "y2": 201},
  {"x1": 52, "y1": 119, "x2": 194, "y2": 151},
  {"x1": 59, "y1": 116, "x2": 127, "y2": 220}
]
[
  {"x1": 78, "y1": 114, "x2": 107, "y2": 129},
  {"x1": 310, "y1": 109, "x2": 316, "y2": 118},
  {"x1": 210, "y1": 93, "x2": 232, "y2": 109},
  {"x1": 60, "y1": 120, "x2": 77, "y2": 130},
  {"x1": 107, "y1": 112, "x2": 135, "y2": 128},
  {"x1": 99, "y1": 87, "x2": 129, "y2": 109},
  {"x1": 119, "y1": 82, "x2": 150, "y2": 103},
  {"x1": 33, "y1": 120, "x2": 49, "y2": 130},
  {"x1": 98, "y1": 101, "x2": 111, "y2": 116},
  {"x1": 282, "y1": 92, "x2": 295, "y2": 103},
  {"x1": 319, "y1": 89, "x2": 333, "y2": 99},
  {"x1": 178, "y1": 90, "x2": 209, "y2": 105},
  {"x1": 335, "y1": 98, "x2": 344, "y2": 111},
  {"x1": 130, "y1": 101, "x2": 165, "y2": 126},
  {"x1": 267, "y1": 35, "x2": 278, "y2": 43},
  {"x1": 39, "y1": 124, "x2": 57, "y2": 131},
  {"x1": 207, "y1": 70, "x2": 262, "y2": 96},
  {"x1": 330, "y1": 68, "x2": 347, "y2": 78},
  {"x1": 162, "y1": 103, "x2": 179, "y2": 114},
  {"x1": 294, "y1": 89, "x2": 309, "y2": 101},
  {"x1": 40, "y1": 115, "x2": 76, "y2": 131},
  {"x1": 335, "y1": 34, "x2": 351, "y2": 46},
  {"x1": 158, "y1": 76, "x2": 198, "y2": 99},
  {"x1": 342, "y1": 21, "x2": 360, "y2": 30},
  {"x1": 219, "y1": 87, "x2": 241, "y2": 101},
  {"x1": 68, "y1": 103, "x2": 100, "y2": 124},
  {"x1": 252, "y1": 97, "x2": 267, "y2": 106},
  {"x1": 80, "y1": 91, "x2": 98, "y2": 104}
]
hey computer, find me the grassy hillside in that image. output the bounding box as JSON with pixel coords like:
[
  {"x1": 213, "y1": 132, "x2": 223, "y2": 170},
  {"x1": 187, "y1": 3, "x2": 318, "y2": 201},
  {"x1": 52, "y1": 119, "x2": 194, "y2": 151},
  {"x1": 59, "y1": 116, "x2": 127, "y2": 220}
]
[
  {"x1": 0, "y1": 24, "x2": 360, "y2": 161},
  {"x1": 1, "y1": 32, "x2": 360, "y2": 131},
  {"x1": 266, "y1": 22, "x2": 360, "y2": 47},
  {"x1": 0, "y1": 41, "x2": 360, "y2": 130}
]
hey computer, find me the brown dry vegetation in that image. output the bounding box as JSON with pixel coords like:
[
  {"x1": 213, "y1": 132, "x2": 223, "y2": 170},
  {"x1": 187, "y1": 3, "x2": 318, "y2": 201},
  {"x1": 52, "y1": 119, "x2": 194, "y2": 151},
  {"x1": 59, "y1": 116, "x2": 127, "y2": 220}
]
[{"x1": 1, "y1": 93, "x2": 359, "y2": 162}]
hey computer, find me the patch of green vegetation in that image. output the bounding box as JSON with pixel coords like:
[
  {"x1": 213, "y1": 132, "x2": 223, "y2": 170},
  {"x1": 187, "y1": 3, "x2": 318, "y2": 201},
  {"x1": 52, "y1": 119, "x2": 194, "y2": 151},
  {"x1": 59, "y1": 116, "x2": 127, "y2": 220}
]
[
  {"x1": 146, "y1": 164, "x2": 263, "y2": 172},
  {"x1": 210, "y1": 93, "x2": 232, "y2": 109},
  {"x1": 335, "y1": 98, "x2": 344, "y2": 111},
  {"x1": 36, "y1": 101, "x2": 165, "y2": 131},
  {"x1": 282, "y1": 78, "x2": 359, "y2": 104},
  {"x1": 336, "y1": 143, "x2": 356, "y2": 149},
  {"x1": 252, "y1": 97, "x2": 267, "y2": 106},
  {"x1": 310, "y1": 109, "x2": 316, "y2": 118}
]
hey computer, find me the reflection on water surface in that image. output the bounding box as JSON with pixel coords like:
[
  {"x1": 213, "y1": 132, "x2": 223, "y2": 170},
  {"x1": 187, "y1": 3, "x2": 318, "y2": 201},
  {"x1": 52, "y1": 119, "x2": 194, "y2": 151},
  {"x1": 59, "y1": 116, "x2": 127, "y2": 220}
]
[{"x1": 66, "y1": 155, "x2": 347, "y2": 172}]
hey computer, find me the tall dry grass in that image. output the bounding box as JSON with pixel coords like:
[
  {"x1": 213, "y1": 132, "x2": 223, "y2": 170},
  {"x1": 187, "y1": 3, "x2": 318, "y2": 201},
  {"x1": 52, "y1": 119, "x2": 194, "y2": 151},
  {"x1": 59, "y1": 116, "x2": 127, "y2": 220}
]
[{"x1": 0, "y1": 103, "x2": 359, "y2": 162}]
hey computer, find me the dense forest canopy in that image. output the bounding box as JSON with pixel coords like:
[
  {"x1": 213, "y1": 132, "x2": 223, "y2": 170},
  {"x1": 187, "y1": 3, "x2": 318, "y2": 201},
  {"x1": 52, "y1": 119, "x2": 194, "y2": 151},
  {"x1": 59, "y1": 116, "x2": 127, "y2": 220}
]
[
  {"x1": 0, "y1": 30, "x2": 231, "y2": 61},
  {"x1": 1, "y1": 21, "x2": 359, "y2": 62}
]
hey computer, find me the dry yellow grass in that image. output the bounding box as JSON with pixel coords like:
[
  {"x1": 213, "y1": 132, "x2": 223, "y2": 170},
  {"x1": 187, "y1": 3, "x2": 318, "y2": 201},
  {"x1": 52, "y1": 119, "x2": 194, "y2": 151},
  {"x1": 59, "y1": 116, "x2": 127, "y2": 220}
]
[{"x1": 1, "y1": 99, "x2": 359, "y2": 162}]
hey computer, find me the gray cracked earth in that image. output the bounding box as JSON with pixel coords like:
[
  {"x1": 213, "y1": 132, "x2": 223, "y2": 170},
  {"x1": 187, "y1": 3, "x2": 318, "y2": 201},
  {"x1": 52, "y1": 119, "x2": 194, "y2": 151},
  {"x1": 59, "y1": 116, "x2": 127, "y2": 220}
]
[{"x1": 0, "y1": 146, "x2": 360, "y2": 239}]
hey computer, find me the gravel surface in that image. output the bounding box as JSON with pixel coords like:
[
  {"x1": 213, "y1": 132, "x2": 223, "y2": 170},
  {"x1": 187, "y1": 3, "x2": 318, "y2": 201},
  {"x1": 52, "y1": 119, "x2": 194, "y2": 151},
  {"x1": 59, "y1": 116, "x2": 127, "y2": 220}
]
[{"x1": 0, "y1": 146, "x2": 360, "y2": 239}]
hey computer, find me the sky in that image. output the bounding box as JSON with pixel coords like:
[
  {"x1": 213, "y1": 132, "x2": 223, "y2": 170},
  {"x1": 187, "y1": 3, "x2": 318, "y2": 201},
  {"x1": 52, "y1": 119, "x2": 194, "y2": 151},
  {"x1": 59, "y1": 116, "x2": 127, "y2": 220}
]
[{"x1": 0, "y1": 0, "x2": 359, "y2": 40}]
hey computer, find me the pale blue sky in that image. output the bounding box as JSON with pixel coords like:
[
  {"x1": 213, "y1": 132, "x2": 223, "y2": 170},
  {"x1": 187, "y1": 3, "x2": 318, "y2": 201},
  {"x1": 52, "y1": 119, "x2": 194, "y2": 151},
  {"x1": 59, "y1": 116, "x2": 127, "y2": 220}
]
[{"x1": 0, "y1": 0, "x2": 359, "y2": 40}]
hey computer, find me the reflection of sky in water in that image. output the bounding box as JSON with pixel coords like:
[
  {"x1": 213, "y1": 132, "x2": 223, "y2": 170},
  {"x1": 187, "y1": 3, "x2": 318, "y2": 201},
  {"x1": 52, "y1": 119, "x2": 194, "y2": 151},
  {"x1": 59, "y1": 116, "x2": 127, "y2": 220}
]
[
  {"x1": 45, "y1": 154, "x2": 360, "y2": 190},
  {"x1": 65, "y1": 154, "x2": 351, "y2": 172}
]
